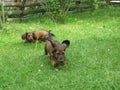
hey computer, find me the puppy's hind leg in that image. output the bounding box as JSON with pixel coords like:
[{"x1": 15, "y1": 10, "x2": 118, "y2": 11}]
[{"x1": 44, "y1": 46, "x2": 48, "y2": 55}]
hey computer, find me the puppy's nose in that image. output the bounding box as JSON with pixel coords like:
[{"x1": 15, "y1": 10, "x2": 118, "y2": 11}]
[
  {"x1": 28, "y1": 39, "x2": 33, "y2": 42},
  {"x1": 58, "y1": 59, "x2": 64, "y2": 63}
]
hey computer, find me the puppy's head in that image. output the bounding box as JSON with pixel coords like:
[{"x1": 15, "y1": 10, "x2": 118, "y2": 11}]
[
  {"x1": 21, "y1": 32, "x2": 34, "y2": 42},
  {"x1": 49, "y1": 40, "x2": 70, "y2": 65},
  {"x1": 25, "y1": 32, "x2": 34, "y2": 42}
]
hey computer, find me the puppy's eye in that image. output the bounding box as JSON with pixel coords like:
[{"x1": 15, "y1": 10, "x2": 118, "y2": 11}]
[
  {"x1": 62, "y1": 51, "x2": 65, "y2": 54},
  {"x1": 28, "y1": 35, "x2": 30, "y2": 37},
  {"x1": 52, "y1": 50, "x2": 56, "y2": 53},
  {"x1": 56, "y1": 52, "x2": 60, "y2": 55}
]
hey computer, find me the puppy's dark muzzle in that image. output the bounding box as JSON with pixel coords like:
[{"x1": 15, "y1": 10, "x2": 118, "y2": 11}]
[
  {"x1": 58, "y1": 59, "x2": 64, "y2": 63},
  {"x1": 28, "y1": 39, "x2": 33, "y2": 42}
]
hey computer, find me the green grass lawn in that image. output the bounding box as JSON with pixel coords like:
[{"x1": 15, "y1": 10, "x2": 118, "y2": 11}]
[{"x1": 0, "y1": 7, "x2": 120, "y2": 90}]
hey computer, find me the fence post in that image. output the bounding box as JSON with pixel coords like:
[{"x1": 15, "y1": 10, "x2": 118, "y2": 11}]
[
  {"x1": 1, "y1": 0, "x2": 5, "y2": 23},
  {"x1": 0, "y1": 0, "x2": 2, "y2": 23},
  {"x1": 0, "y1": 8, "x2": 1, "y2": 24}
]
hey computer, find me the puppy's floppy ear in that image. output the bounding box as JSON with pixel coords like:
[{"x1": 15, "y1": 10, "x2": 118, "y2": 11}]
[
  {"x1": 25, "y1": 32, "x2": 28, "y2": 36},
  {"x1": 21, "y1": 34, "x2": 25, "y2": 40},
  {"x1": 32, "y1": 33, "x2": 36, "y2": 40},
  {"x1": 21, "y1": 32, "x2": 27, "y2": 40},
  {"x1": 62, "y1": 40, "x2": 70, "y2": 48}
]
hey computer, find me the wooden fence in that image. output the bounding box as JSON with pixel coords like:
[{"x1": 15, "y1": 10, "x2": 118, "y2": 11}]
[
  {"x1": 0, "y1": 0, "x2": 46, "y2": 22},
  {"x1": 0, "y1": 0, "x2": 91, "y2": 22},
  {"x1": 0, "y1": 0, "x2": 119, "y2": 22}
]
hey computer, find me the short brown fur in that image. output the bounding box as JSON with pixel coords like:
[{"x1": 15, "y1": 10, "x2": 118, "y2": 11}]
[
  {"x1": 45, "y1": 39, "x2": 70, "y2": 67},
  {"x1": 21, "y1": 30, "x2": 55, "y2": 43}
]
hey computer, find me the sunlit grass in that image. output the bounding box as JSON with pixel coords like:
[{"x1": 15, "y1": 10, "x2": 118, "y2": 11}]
[{"x1": 0, "y1": 7, "x2": 120, "y2": 90}]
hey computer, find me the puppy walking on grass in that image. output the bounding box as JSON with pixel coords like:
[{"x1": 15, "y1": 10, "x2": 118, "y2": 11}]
[
  {"x1": 45, "y1": 39, "x2": 70, "y2": 67},
  {"x1": 21, "y1": 30, "x2": 55, "y2": 43}
]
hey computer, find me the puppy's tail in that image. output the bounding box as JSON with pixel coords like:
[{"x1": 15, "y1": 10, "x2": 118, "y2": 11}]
[
  {"x1": 50, "y1": 33, "x2": 55, "y2": 37},
  {"x1": 48, "y1": 30, "x2": 55, "y2": 37}
]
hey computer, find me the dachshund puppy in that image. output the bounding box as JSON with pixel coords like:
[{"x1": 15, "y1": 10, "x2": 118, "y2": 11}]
[
  {"x1": 21, "y1": 30, "x2": 55, "y2": 43},
  {"x1": 45, "y1": 39, "x2": 70, "y2": 67}
]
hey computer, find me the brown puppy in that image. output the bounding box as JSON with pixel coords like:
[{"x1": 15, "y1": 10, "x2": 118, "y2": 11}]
[
  {"x1": 21, "y1": 30, "x2": 55, "y2": 42},
  {"x1": 45, "y1": 39, "x2": 70, "y2": 67}
]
